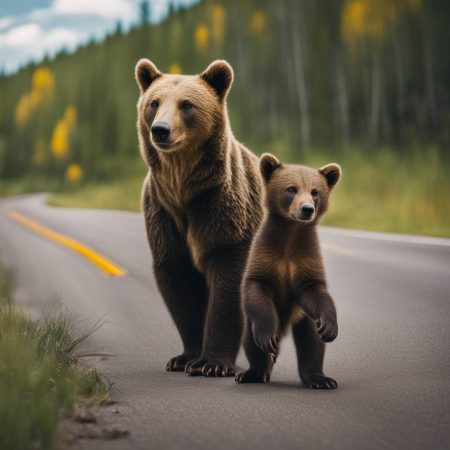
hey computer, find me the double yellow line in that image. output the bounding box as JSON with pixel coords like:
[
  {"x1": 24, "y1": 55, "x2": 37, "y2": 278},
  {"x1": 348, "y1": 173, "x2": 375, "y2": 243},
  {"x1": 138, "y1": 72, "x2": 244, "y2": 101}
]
[{"x1": 6, "y1": 208, "x2": 126, "y2": 277}]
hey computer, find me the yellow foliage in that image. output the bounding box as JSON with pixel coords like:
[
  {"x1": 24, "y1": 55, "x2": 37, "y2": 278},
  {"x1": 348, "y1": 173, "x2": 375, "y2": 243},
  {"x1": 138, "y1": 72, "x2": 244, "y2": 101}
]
[
  {"x1": 15, "y1": 94, "x2": 32, "y2": 128},
  {"x1": 211, "y1": 4, "x2": 226, "y2": 45},
  {"x1": 14, "y1": 67, "x2": 55, "y2": 128},
  {"x1": 66, "y1": 163, "x2": 83, "y2": 184},
  {"x1": 249, "y1": 10, "x2": 266, "y2": 36},
  {"x1": 51, "y1": 119, "x2": 69, "y2": 159},
  {"x1": 64, "y1": 105, "x2": 77, "y2": 127},
  {"x1": 169, "y1": 63, "x2": 182, "y2": 74},
  {"x1": 51, "y1": 105, "x2": 77, "y2": 159},
  {"x1": 32, "y1": 139, "x2": 46, "y2": 167},
  {"x1": 342, "y1": 0, "x2": 422, "y2": 48},
  {"x1": 342, "y1": 0, "x2": 366, "y2": 44},
  {"x1": 32, "y1": 67, "x2": 54, "y2": 101},
  {"x1": 195, "y1": 24, "x2": 209, "y2": 52}
]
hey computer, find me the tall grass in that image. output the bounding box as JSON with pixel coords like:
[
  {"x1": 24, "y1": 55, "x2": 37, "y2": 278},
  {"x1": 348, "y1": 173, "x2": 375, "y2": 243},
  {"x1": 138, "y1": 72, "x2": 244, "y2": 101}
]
[
  {"x1": 0, "y1": 268, "x2": 109, "y2": 450},
  {"x1": 47, "y1": 148, "x2": 450, "y2": 237},
  {"x1": 310, "y1": 148, "x2": 450, "y2": 236}
]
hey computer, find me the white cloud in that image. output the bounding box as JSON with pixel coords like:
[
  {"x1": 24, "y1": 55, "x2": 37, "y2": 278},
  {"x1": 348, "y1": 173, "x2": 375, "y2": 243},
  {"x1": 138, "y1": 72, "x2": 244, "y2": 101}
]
[
  {"x1": 0, "y1": 0, "x2": 197, "y2": 73},
  {"x1": 52, "y1": 0, "x2": 136, "y2": 20},
  {"x1": 0, "y1": 17, "x2": 14, "y2": 31},
  {"x1": 0, "y1": 23, "x2": 80, "y2": 71}
]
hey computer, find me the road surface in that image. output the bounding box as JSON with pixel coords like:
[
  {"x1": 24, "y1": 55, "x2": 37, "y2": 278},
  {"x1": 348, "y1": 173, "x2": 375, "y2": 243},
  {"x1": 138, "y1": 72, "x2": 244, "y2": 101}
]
[{"x1": 0, "y1": 194, "x2": 449, "y2": 450}]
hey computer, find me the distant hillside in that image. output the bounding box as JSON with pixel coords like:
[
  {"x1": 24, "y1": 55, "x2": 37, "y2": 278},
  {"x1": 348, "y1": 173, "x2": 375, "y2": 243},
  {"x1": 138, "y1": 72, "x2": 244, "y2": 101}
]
[{"x1": 0, "y1": 0, "x2": 448, "y2": 181}]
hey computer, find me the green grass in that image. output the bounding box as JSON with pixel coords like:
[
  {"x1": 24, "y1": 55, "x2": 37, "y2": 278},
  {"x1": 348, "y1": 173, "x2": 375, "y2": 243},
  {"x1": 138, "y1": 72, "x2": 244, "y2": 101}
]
[
  {"x1": 316, "y1": 148, "x2": 450, "y2": 237},
  {"x1": 47, "y1": 149, "x2": 450, "y2": 237},
  {"x1": 48, "y1": 175, "x2": 145, "y2": 212},
  {"x1": 0, "y1": 267, "x2": 109, "y2": 450}
]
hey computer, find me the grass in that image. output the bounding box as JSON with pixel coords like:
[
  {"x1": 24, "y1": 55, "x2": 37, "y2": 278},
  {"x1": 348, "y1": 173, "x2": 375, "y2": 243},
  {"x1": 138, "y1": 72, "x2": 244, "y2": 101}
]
[
  {"x1": 0, "y1": 266, "x2": 109, "y2": 450},
  {"x1": 8, "y1": 148, "x2": 450, "y2": 237},
  {"x1": 48, "y1": 175, "x2": 145, "y2": 212},
  {"x1": 305, "y1": 147, "x2": 450, "y2": 237}
]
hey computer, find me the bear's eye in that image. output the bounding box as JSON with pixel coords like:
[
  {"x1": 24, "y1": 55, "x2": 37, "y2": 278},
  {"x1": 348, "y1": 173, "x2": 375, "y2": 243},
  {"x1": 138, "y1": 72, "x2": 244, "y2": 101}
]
[
  {"x1": 311, "y1": 189, "x2": 319, "y2": 199},
  {"x1": 181, "y1": 101, "x2": 193, "y2": 111},
  {"x1": 150, "y1": 99, "x2": 159, "y2": 109},
  {"x1": 286, "y1": 186, "x2": 297, "y2": 194}
]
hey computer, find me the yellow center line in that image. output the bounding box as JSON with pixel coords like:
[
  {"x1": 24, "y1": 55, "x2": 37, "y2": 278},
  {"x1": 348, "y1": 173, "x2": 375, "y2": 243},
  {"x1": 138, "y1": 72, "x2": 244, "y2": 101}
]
[{"x1": 5, "y1": 208, "x2": 127, "y2": 277}]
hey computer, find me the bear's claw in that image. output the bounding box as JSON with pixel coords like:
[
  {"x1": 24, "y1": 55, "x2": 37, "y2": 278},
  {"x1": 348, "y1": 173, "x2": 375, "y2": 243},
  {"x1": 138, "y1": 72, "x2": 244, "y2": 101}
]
[
  {"x1": 235, "y1": 369, "x2": 270, "y2": 384},
  {"x1": 302, "y1": 374, "x2": 338, "y2": 389},
  {"x1": 185, "y1": 358, "x2": 235, "y2": 377},
  {"x1": 166, "y1": 353, "x2": 199, "y2": 372}
]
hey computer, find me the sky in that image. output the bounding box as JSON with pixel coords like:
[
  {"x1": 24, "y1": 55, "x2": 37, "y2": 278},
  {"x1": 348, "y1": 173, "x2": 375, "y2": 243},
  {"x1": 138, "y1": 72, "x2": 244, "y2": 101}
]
[{"x1": 0, "y1": 0, "x2": 196, "y2": 74}]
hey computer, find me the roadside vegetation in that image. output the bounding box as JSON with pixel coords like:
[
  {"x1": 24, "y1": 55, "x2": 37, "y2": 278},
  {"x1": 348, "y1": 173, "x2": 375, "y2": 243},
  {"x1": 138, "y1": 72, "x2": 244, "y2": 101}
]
[
  {"x1": 0, "y1": 265, "x2": 109, "y2": 450},
  {"x1": 0, "y1": 0, "x2": 448, "y2": 237},
  {"x1": 47, "y1": 148, "x2": 450, "y2": 237}
]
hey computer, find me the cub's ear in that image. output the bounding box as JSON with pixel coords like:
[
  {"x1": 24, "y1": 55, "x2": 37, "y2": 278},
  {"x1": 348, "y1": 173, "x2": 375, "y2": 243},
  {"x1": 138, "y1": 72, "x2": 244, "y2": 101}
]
[
  {"x1": 260, "y1": 153, "x2": 282, "y2": 182},
  {"x1": 135, "y1": 58, "x2": 162, "y2": 93},
  {"x1": 200, "y1": 60, "x2": 234, "y2": 100},
  {"x1": 318, "y1": 163, "x2": 341, "y2": 189}
]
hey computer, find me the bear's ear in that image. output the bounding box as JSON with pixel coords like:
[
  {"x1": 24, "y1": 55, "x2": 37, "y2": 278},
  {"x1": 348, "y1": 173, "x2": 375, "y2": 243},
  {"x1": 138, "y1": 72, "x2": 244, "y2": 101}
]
[
  {"x1": 200, "y1": 60, "x2": 234, "y2": 100},
  {"x1": 318, "y1": 163, "x2": 341, "y2": 189},
  {"x1": 260, "y1": 153, "x2": 282, "y2": 182},
  {"x1": 135, "y1": 58, "x2": 162, "y2": 93}
]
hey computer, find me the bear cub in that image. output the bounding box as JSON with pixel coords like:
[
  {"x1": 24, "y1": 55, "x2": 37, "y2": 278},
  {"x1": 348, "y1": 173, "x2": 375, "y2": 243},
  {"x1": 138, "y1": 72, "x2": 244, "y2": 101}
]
[{"x1": 236, "y1": 153, "x2": 341, "y2": 389}]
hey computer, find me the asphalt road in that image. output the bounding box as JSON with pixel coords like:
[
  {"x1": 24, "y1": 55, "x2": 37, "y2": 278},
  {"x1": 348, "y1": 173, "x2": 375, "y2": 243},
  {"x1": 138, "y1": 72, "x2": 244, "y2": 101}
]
[{"x1": 1, "y1": 193, "x2": 449, "y2": 450}]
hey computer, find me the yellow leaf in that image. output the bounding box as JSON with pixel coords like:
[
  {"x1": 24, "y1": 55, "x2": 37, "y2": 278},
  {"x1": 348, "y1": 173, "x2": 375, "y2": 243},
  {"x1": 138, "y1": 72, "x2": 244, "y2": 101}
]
[
  {"x1": 249, "y1": 10, "x2": 266, "y2": 36},
  {"x1": 169, "y1": 63, "x2": 182, "y2": 74},
  {"x1": 195, "y1": 24, "x2": 209, "y2": 52},
  {"x1": 64, "y1": 106, "x2": 77, "y2": 128},
  {"x1": 66, "y1": 163, "x2": 83, "y2": 184},
  {"x1": 51, "y1": 119, "x2": 69, "y2": 159}
]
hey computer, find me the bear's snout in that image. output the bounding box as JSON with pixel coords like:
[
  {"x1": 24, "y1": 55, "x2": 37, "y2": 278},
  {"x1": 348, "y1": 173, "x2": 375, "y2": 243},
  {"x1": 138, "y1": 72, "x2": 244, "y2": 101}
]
[
  {"x1": 299, "y1": 203, "x2": 315, "y2": 221},
  {"x1": 151, "y1": 122, "x2": 171, "y2": 142}
]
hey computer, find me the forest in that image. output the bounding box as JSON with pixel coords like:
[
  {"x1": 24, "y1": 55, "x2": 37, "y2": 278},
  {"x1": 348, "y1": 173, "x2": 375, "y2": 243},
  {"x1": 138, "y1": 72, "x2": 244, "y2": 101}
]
[{"x1": 0, "y1": 0, "x2": 449, "y2": 235}]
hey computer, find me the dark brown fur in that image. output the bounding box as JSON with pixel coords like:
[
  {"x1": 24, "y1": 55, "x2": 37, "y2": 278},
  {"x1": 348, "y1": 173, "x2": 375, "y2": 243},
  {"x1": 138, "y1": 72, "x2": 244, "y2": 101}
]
[
  {"x1": 236, "y1": 153, "x2": 341, "y2": 388},
  {"x1": 135, "y1": 59, "x2": 263, "y2": 377}
]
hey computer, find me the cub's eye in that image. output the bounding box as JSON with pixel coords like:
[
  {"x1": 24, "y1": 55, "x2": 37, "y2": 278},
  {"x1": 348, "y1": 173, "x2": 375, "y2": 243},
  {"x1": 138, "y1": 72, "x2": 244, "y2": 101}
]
[
  {"x1": 150, "y1": 100, "x2": 159, "y2": 109},
  {"x1": 181, "y1": 101, "x2": 193, "y2": 111},
  {"x1": 286, "y1": 186, "x2": 297, "y2": 194},
  {"x1": 311, "y1": 189, "x2": 319, "y2": 199}
]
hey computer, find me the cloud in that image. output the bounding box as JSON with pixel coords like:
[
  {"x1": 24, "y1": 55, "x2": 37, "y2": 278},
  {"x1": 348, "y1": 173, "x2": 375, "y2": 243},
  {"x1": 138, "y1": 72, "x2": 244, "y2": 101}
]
[
  {"x1": 0, "y1": 23, "x2": 79, "y2": 72},
  {"x1": 52, "y1": 0, "x2": 136, "y2": 20},
  {"x1": 0, "y1": 17, "x2": 14, "y2": 31},
  {"x1": 0, "y1": 0, "x2": 197, "y2": 73},
  {"x1": 29, "y1": 0, "x2": 138, "y2": 26},
  {"x1": 0, "y1": 0, "x2": 137, "y2": 73}
]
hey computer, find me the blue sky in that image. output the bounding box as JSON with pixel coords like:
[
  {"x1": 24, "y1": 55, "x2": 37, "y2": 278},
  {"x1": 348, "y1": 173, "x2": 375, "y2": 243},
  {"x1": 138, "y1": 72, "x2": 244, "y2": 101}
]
[{"x1": 0, "y1": 0, "x2": 196, "y2": 74}]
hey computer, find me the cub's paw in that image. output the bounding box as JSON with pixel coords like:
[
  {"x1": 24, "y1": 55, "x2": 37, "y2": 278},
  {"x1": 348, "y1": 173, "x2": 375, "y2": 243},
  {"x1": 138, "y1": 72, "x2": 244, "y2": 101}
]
[
  {"x1": 316, "y1": 316, "x2": 338, "y2": 342},
  {"x1": 235, "y1": 369, "x2": 270, "y2": 384},
  {"x1": 166, "y1": 353, "x2": 199, "y2": 372},
  {"x1": 302, "y1": 374, "x2": 338, "y2": 389},
  {"x1": 185, "y1": 358, "x2": 235, "y2": 377},
  {"x1": 252, "y1": 324, "x2": 279, "y2": 355}
]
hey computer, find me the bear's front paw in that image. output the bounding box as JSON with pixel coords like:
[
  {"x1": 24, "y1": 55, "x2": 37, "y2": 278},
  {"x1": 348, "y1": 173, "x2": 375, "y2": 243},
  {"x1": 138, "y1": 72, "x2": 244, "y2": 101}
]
[
  {"x1": 185, "y1": 357, "x2": 235, "y2": 377},
  {"x1": 166, "y1": 352, "x2": 199, "y2": 372},
  {"x1": 235, "y1": 369, "x2": 270, "y2": 384},
  {"x1": 316, "y1": 315, "x2": 338, "y2": 342},
  {"x1": 301, "y1": 373, "x2": 338, "y2": 389}
]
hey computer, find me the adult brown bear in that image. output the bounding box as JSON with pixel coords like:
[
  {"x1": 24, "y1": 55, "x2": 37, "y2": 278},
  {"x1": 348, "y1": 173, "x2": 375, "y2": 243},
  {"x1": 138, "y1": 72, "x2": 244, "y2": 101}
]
[{"x1": 135, "y1": 59, "x2": 263, "y2": 376}]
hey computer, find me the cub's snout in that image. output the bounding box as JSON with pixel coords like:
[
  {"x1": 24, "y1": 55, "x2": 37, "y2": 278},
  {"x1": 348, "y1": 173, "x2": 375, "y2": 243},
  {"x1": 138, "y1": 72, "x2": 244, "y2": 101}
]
[{"x1": 298, "y1": 202, "x2": 315, "y2": 221}]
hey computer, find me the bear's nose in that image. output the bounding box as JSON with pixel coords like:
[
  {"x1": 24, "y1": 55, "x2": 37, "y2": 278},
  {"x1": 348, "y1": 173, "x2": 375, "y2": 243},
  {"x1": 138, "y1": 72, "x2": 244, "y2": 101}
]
[
  {"x1": 300, "y1": 203, "x2": 315, "y2": 219},
  {"x1": 151, "y1": 122, "x2": 171, "y2": 141}
]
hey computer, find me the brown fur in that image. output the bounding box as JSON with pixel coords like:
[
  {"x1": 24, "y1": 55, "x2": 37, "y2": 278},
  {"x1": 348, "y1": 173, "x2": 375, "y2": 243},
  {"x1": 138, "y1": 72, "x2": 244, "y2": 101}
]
[
  {"x1": 236, "y1": 153, "x2": 341, "y2": 388},
  {"x1": 136, "y1": 59, "x2": 263, "y2": 376}
]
